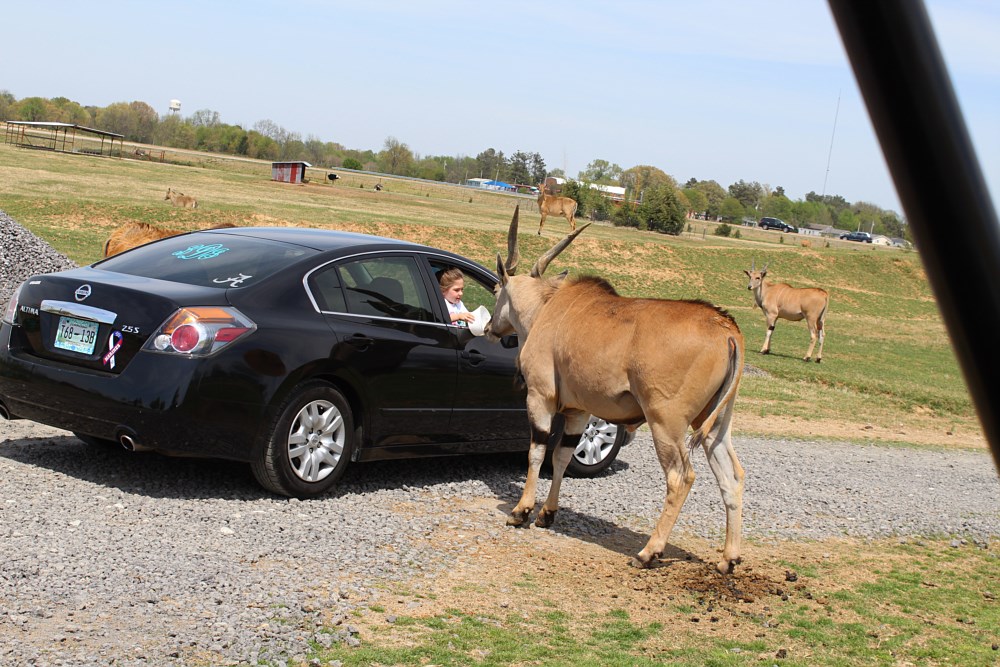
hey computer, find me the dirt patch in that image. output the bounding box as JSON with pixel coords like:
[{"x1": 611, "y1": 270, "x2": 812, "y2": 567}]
[{"x1": 349, "y1": 498, "x2": 915, "y2": 659}]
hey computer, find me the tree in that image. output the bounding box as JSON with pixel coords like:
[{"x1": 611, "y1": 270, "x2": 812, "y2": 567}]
[
  {"x1": 189, "y1": 109, "x2": 221, "y2": 127},
  {"x1": 681, "y1": 187, "x2": 708, "y2": 217},
  {"x1": 838, "y1": 208, "x2": 859, "y2": 231},
  {"x1": 343, "y1": 157, "x2": 363, "y2": 170},
  {"x1": 720, "y1": 196, "x2": 746, "y2": 223},
  {"x1": 530, "y1": 152, "x2": 547, "y2": 185},
  {"x1": 639, "y1": 183, "x2": 685, "y2": 234},
  {"x1": 16, "y1": 96, "x2": 51, "y2": 122},
  {"x1": 728, "y1": 179, "x2": 765, "y2": 210},
  {"x1": 0, "y1": 90, "x2": 14, "y2": 121},
  {"x1": 475, "y1": 148, "x2": 506, "y2": 181},
  {"x1": 579, "y1": 159, "x2": 622, "y2": 184},
  {"x1": 621, "y1": 165, "x2": 676, "y2": 200},
  {"x1": 129, "y1": 101, "x2": 158, "y2": 143},
  {"x1": 96, "y1": 102, "x2": 136, "y2": 138},
  {"x1": 253, "y1": 119, "x2": 287, "y2": 144},
  {"x1": 378, "y1": 136, "x2": 414, "y2": 176},
  {"x1": 761, "y1": 193, "x2": 793, "y2": 221},
  {"x1": 694, "y1": 180, "x2": 727, "y2": 219},
  {"x1": 507, "y1": 151, "x2": 531, "y2": 186}
]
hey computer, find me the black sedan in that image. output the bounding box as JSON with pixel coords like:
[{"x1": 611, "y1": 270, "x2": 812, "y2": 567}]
[{"x1": 0, "y1": 227, "x2": 626, "y2": 497}]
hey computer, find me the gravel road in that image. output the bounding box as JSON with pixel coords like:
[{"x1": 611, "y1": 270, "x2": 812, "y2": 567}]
[
  {"x1": 1, "y1": 419, "x2": 998, "y2": 666},
  {"x1": 1, "y1": 211, "x2": 999, "y2": 665}
]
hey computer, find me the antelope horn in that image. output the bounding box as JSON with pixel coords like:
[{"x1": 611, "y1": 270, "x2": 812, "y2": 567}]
[
  {"x1": 762, "y1": 262, "x2": 769, "y2": 273},
  {"x1": 505, "y1": 205, "x2": 520, "y2": 275},
  {"x1": 751, "y1": 257, "x2": 755, "y2": 271},
  {"x1": 530, "y1": 223, "x2": 591, "y2": 278}
]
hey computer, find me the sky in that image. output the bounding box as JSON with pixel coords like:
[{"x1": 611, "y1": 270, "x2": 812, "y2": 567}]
[{"x1": 3, "y1": 1, "x2": 998, "y2": 216}]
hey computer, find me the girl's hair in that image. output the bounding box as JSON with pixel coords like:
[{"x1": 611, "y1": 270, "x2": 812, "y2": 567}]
[{"x1": 438, "y1": 268, "x2": 464, "y2": 292}]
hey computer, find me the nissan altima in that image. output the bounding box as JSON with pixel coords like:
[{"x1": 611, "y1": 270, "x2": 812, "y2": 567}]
[{"x1": 0, "y1": 226, "x2": 626, "y2": 497}]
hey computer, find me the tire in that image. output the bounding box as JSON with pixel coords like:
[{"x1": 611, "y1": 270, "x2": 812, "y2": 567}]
[
  {"x1": 564, "y1": 415, "x2": 626, "y2": 478},
  {"x1": 252, "y1": 382, "x2": 355, "y2": 498}
]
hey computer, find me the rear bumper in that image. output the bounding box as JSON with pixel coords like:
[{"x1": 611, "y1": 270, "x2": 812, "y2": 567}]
[{"x1": 0, "y1": 327, "x2": 266, "y2": 462}]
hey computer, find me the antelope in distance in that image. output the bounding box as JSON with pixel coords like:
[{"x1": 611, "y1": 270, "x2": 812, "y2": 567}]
[
  {"x1": 103, "y1": 221, "x2": 237, "y2": 257},
  {"x1": 535, "y1": 183, "x2": 577, "y2": 235},
  {"x1": 744, "y1": 260, "x2": 829, "y2": 362},
  {"x1": 164, "y1": 187, "x2": 198, "y2": 209},
  {"x1": 486, "y1": 206, "x2": 747, "y2": 574}
]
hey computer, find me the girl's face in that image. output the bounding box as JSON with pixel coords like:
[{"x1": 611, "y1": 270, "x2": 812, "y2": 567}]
[{"x1": 441, "y1": 278, "x2": 464, "y2": 304}]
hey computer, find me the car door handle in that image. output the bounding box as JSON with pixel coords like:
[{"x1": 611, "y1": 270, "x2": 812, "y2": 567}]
[
  {"x1": 460, "y1": 350, "x2": 487, "y2": 365},
  {"x1": 346, "y1": 334, "x2": 374, "y2": 349}
]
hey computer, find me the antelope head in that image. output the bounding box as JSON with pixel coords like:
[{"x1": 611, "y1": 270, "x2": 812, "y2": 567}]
[
  {"x1": 743, "y1": 259, "x2": 769, "y2": 291},
  {"x1": 486, "y1": 205, "x2": 589, "y2": 341}
]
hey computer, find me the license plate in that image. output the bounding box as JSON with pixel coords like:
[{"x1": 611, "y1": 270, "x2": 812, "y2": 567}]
[{"x1": 54, "y1": 316, "x2": 100, "y2": 355}]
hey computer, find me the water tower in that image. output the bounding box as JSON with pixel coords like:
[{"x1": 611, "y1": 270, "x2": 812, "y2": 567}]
[{"x1": 169, "y1": 99, "x2": 181, "y2": 115}]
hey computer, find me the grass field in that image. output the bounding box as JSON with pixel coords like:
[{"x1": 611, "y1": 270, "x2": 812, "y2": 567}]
[
  {"x1": 1, "y1": 139, "x2": 997, "y2": 666},
  {"x1": 0, "y1": 138, "x2": 982, "y2": 450}
]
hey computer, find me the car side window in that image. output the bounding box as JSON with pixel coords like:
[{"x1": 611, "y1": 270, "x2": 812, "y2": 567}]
[
  {"x1": 337, "y1": 256, "x2": 435, "y2": 322},
  {"x1": 430, "y1": 261, "x2": 497, "y2": 315},
  {"x1": 308, "y1": 266, "x2": 347, "y2": 312}
]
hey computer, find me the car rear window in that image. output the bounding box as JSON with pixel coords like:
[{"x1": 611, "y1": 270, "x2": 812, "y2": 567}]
[{"x1": 95, "y1": 231, "x2": 315, "y2": 288}]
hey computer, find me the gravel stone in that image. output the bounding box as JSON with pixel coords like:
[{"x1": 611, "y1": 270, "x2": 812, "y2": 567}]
[{"x1": 1, "y1": 209, "x2": 999, "y2": 665}]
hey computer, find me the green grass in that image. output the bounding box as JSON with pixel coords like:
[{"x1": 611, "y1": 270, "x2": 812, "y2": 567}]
[
  {"x1": 0, "y1": 139, "x2": 984, "y2": 446},
  {"x1": 308, "y1": 541, "x2": 998, "y2": 667}
]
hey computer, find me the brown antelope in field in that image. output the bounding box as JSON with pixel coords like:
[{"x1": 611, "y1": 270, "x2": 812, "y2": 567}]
[
  {"x1": 536, "y1": 183, "x2": 577, "y2": 235},
  {"x1": 486, "y1": 206, "x2": 747, "y2": 574},
  {"x1": 744, "y1": 260, "x2": 829, "y2": 362},
  {"x1": 164, "y1": 187, "x2": 198, "y2": 209},
  {"x1": 103, "y1": 221, "x2": 237, "y2": 257}
]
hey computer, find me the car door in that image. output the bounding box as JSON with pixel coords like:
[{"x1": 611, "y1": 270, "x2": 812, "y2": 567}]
[
  {"x1": 310, "y1": 253, "x2": 458, "y2": 448},
  {"x1": 423, "y1": 257, "x2": 528, "y2": 447}
]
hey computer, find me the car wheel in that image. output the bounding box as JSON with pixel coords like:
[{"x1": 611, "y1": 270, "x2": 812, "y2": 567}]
[
  {"x1": 564, "y1": 416, "x2": 626, "y2": 478},
  {"x1": 252, "y1": 381, "x2": 355, "y2": 498}
]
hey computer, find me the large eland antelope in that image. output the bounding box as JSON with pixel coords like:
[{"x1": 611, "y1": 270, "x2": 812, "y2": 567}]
[
  {"x1": 486, "y1": 206, "x2": 747, "y2": 574},
  {"x1": 535, "y1": 183, "x2": 577, "y2": 235},
  {"x1": 164, "y1": 187, "x2": 198, "y2": 209},
  {"x1": 744, "y1": 260, "x2": 829, "y2": 362},
  {"x1": 103, "y1": 221, "x2": 237, "y2": 257}
]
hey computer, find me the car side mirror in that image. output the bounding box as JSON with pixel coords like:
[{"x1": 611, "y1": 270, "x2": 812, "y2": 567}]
[{"x1": 500, "y1": 334, "x2": 519, "y2": 349}]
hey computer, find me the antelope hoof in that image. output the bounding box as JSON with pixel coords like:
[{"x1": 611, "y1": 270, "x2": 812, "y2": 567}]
[
  {"x1": 629, "y1": 551, "x2": 659, "y2": 568},
  {"x1": 759, "y1": 349, "x2": 770, "y2": 355},
  {"x1": 802, "y1": 356, "x2": 811, "y2": 362},
  {"x1": 506, "y1": 509, "x2": 532, "y2": 527},
  {"x1": 717, "y1": 556, "x2": 742, "y2": 575},
  {"x1": 535, "y1": 509, "x2": 556, "y2": 528},
  {"x1": 815, "y1": 358, "x2": 822, "y2": 364}
]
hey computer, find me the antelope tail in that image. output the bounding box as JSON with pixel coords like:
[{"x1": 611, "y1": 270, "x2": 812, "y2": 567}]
[{"x1": 687, "y1": 336, "x2": 743, "y2": 450}]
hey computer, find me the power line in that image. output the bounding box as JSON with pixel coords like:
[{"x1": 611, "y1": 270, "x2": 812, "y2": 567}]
[{"x1": 821, "y1": 91, "x2": 841, "y2": 198}]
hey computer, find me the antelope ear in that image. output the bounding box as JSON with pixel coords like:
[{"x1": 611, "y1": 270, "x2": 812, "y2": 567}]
[
  {"x1": 743, "y1": 269, "x2": 751, "y2": 277},
  {"x1": 496, "y1": 253, "x2": 508, "y2": 286}
]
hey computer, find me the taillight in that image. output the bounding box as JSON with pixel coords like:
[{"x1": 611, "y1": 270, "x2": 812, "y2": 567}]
[
  {"x1": 144, "y1": 307, "x2": 255, "y2": 356},
  {"x1": 2, "y1": 283, "x2": 24, "y2": 325}
]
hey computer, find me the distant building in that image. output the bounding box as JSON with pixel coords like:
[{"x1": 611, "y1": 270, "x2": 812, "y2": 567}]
[
  {"x1": 587, "y1": 182, "x2": 627, "y2": 203},
  {"x1": 272, "y1": 161, "x2": 312, "y2": 184},
  {"x1": 463, "y1": 178, "x2": 515, "y2": 192}
]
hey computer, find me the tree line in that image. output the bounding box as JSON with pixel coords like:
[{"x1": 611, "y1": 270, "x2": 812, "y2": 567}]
[{"x1": 0, "y1": 91, "x2": 907, "y2": 241}]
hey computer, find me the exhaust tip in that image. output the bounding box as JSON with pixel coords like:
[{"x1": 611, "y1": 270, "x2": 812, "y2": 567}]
[{"x1": 116, "y1": 427, "x2": 149, "y2": 452}]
